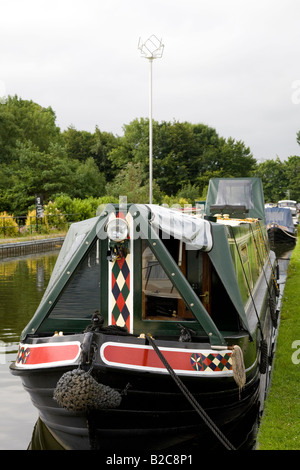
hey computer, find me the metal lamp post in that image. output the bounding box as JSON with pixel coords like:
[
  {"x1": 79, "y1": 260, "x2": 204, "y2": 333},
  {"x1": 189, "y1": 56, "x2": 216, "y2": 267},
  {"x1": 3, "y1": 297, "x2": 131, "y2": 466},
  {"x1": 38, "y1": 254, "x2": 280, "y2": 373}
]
[{"x1": 138, "y1": 35, "x2": 164, "y2": 204}]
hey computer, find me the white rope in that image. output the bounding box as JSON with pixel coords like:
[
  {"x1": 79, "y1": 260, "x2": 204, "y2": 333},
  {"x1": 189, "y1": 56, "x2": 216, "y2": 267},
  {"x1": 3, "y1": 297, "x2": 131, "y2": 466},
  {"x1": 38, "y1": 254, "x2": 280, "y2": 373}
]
[{"x1": 270, "y1": 223, "x2": 297, "y2": 239}]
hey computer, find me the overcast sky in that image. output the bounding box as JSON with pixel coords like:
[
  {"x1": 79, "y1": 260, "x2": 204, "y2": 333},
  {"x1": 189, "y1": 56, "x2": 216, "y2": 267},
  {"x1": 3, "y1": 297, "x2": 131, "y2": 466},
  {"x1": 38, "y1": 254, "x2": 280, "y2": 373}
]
[{"x1": 1, "y1": 0, "x2": 300, "y2": 162}]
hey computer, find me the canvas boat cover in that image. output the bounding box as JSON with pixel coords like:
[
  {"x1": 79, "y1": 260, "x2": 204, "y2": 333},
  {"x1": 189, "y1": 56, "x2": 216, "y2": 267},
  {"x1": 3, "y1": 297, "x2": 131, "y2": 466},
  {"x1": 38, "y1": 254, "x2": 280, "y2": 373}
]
[
  {"x1": 145, "y1": 204, "x2": 213, "y2": 251},
  {"x1": 265, "y1": 207, "x2": 295, "y2": 233},
  {"x1": 205, "y1": 178, "x2": 265, "y2": 220},
  {"x1": 42, "y1": 216, "x2": 99, "y2": 299}
]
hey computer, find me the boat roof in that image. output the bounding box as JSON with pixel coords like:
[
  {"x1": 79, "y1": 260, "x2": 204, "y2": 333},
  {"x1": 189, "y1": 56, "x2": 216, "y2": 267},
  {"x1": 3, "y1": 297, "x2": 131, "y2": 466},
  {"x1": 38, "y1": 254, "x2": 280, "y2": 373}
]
[
  {"x1": 205, "y1": 178, "x2": 265, "y2": 220},
  {"x1": 278, "y1": 199, "x2": 297, "y2": 204},
  {"x1": 265, "y1": 206, "x2": 295, "y2": 233}
]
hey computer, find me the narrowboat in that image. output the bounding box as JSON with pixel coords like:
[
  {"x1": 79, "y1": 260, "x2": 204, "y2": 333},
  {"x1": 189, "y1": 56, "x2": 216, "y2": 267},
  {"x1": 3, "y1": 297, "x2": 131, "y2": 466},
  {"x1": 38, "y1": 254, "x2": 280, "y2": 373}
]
[
  {"x1": 265, "y1": 206, "x2": 297, "y2": 247},
  {"x1": 278, "y1": 200, "x2": 299, "y2": 227},
  {"x1": 10, "y1": 178, "x2": 280, "y2": 451}
]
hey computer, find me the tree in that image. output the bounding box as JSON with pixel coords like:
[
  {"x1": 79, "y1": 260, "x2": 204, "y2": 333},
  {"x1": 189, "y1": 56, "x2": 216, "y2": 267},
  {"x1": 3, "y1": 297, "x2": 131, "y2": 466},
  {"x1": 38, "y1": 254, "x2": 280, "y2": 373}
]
[
  {"x1": 91, "y1": 126, "x2": 118, "y2": 182},
  {"x1": 108, "y1": 118, "x2": 151, "y2": 172},
  {"x1": 284, "y1": 156, "x2": 300, "y2": 201},
  {"x1": 199, "y1": 137, "x2": 256, "y2": 175},
  {"x1": 1, "y1": 95, "x2": 61, "y2": 156},
  {"x1": 254, "y1": 158, "x2": 288, "y2": 202},
  {"x1": 0, "y1": 104, "x2": 21, "y2": 163},
  {"x1": 62, "y1": 126, "x2": 96, "y2": 161},
  {"x1": 70, "y1": 157, "x2": 106, "y2": 199},
  {"x1": 0, "y1": 95, "x2": 268, "y2": 213},
  {"x1": 196, "y1": 137, "x2": 257, "y2": 194},
  {"x1": 153, "y1": 120, "x2": 195, "y2": 194},
  {"x1": 1, "y1": 142, "x2": 75, "y2": 212},
  {"x1": 108, "y1": 119, "x2": 222, "y2": 196},
  {"x1": 0, "y1": 141, "x2": 106, "y2": 213},
  {"x1": 106, "y1": 162, "x2": 161, "y2": 203},
  {"x1": 176, "y1": 183, "x2": 203, "y2": 204},
  {"x1": 62, "y1": 125, "x2": 118, "y2": 183}
]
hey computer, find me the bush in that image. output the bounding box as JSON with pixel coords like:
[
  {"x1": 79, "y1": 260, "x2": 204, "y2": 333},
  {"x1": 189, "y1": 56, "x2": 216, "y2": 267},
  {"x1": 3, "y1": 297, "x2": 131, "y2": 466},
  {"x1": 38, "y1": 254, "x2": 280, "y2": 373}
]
[
  {"x1": 52, "y1": 195, "x2": 119, "y2": 221},
  {"x1": 43, "y1": 202, "x2": 67, "y2": 230},
  {"x1": 161, "y1": 195, "x2": 190, "y2": 208},
  {"x1": 0, "y1": 211, "x2": 19, "y2": 237},
  {"x1": 25, "y1": 207, "x2": 67, "y2": 233},
  {"x1": 25, "y1": 209, "x2": 49, "y2": 234},
  {"x1": 176, "y1": 183, "x2": 202, "y2": 204}
]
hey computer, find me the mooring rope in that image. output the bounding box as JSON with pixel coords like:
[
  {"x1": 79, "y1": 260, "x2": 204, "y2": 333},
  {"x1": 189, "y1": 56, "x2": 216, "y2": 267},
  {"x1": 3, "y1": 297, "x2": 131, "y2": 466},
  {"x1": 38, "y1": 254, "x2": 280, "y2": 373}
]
[
  {"x1": 145, "y1": 334, "x2": 236, "y2": 451},
  {"x1": 269, "y1": 223, "x2": 297, "y2": 239}
]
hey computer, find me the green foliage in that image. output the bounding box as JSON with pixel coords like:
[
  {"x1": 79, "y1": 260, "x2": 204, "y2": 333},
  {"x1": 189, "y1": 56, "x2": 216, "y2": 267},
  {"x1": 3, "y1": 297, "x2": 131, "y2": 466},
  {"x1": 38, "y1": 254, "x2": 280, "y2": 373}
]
[
  {"x1": 161, "y1": 195, "x2": 190, "y2": 207},
  {"x1": 175, "y1": 183, "x2": 203, "y2": 205},
  {"x1": 0, "y1": 106, "x2": 21, "y2": 163},
  {"x1": 253, "y1": 157, "x2": 288, "y2": 202},
  {"x1": 253, "y1": 155, "x2": 300, "y2": 202},
  {"x1": 108, "y1": 118, "x2": 258, "y2": 196},
  {"x1": 62, "y1": 125, "x2": 117, "y2": 181},
  {"x1": 0, "y1": 211, "x2": 19, "y2": 237},
  {"x1": 24, "y1": 209, "x2": 51, "y2": 234},
  {"x1": 50, "y1": 194, "x2": 118, "y2": 221},
  {"x1": 284, "y1": 155, "x2": 300, "y2": 200},
  {"x1": 91, "y1": 126, "x2": 120, "y2": 182},
  {"x1": 108, "y1": 118, "x2": 151, "y2": 171},
  {"x1": 106, "y1": 161, "x2": 161, "y2": 203},
  {"x1": 153, "y1": 120, "x2": 197, "y2": 194},
  {"x1": 70, "y1": 156, "x2": 106, "y2": 199},
  {"x1": 62, "y1": 126, "x2": 96, "y2": 161},
  {"x1": 0, "y1": 140, "x2": 106, "y2": 214},
  {"x1": 196, "y1": 137, "x2": 257, "y2": 188},
  {"x1": 0, "y1": 95, "x2": 61, "y2": 163},
  {"x1": 0, "y1": 94, "x2": 300, "y2": 217},
  {"x1": 43, "y1": 204, "x2": 67, "y2": 230}
]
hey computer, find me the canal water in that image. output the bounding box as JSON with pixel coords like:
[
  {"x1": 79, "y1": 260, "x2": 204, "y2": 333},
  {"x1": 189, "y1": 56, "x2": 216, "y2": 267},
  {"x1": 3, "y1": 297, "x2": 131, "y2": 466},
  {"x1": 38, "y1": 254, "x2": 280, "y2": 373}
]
[
  {"x1": 0, "y1": 243, "x2": 295, "y2": 450},
  {"x1": 0, "y1": 250, "x2": 59, "y2": 450}
]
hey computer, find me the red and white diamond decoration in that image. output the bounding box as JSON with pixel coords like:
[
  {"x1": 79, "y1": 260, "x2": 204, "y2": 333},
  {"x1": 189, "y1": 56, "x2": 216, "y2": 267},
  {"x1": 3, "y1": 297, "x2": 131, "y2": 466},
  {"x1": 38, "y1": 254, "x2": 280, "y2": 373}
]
[{"x1": 109, "y1": 212, "x2": 133, "y2": 332}]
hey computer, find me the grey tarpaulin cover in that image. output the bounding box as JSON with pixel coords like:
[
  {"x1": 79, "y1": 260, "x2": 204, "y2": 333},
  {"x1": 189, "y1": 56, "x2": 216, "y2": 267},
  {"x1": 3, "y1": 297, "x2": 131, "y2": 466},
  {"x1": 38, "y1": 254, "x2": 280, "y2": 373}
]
[
  {"x1": 265, "y1": 207, "x2": 294, "y2": 233},
  {"x1": 145, "y1": 204, "x2": 213, "y2": 251}
]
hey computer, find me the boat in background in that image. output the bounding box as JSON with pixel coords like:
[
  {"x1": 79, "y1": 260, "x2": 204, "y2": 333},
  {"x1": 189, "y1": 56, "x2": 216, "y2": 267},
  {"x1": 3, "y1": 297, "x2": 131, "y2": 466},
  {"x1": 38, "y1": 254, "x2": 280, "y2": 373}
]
[
  {"x1": 265, "y1": 206, "x2": 297, "y2": 247},
  {"x1": 10, "y1": 178, "x2": 280, "y2": 451},
  {"x1": 278, "y1": 200, "x2": 299, "y2": 227}
]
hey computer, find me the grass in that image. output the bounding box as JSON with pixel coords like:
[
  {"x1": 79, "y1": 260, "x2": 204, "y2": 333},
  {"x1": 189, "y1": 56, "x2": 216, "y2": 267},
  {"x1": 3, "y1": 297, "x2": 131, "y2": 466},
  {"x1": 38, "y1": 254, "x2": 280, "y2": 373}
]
[
  {"x1": 256, "y1": 239, "x2": 300, "y2": 450},
  {"x1": 0, "y1": 230, "x2": 67, "y2": 244}
]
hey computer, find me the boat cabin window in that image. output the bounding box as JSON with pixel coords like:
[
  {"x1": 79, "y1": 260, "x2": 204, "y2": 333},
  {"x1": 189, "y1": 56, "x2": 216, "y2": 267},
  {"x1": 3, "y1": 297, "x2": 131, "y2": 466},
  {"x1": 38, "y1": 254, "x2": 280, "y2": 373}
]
[
  {"x1": 141, "y1": 237, "x2": 240, "y2": 331},
  {"x1": 142, "y1": 239, "x2": 196, "y2": 321},
  {"x1": 216, "y1": 179, "x2": 254, "y2": 210},
  {"x1": 47, "y1": 240, "x2": 100, "y2": 319}
]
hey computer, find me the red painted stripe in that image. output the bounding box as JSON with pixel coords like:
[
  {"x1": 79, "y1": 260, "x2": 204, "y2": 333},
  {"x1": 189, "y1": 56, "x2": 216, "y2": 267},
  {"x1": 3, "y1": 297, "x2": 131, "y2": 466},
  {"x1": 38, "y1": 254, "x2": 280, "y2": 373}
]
[
  {"x1": 103, "y1": 344, "x2": 192, "y2": 370},
  {"x1": 25, "y1": 344, "x2": 80, "y2": 365}
]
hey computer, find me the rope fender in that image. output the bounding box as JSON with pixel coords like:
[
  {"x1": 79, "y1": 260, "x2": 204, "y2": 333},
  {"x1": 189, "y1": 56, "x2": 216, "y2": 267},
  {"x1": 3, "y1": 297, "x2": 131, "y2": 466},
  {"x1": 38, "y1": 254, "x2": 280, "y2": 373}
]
[
  {"x1": 53, "y1": 328, "x2": 123, "y2": 412},
  {"x1": 53, "y1": 368, "x2": 122, "y2": 412}
]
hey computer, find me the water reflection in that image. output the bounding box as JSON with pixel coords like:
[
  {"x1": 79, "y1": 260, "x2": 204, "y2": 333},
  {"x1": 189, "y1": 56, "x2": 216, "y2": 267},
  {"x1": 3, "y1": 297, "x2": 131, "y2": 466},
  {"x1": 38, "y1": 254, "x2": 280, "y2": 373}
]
[
  {"x1": 0, "y1": 250, "x2": 59, "y2": 450},
  {"x1": 0, "y1": 251, "x2": 59, "y2": 345}
]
